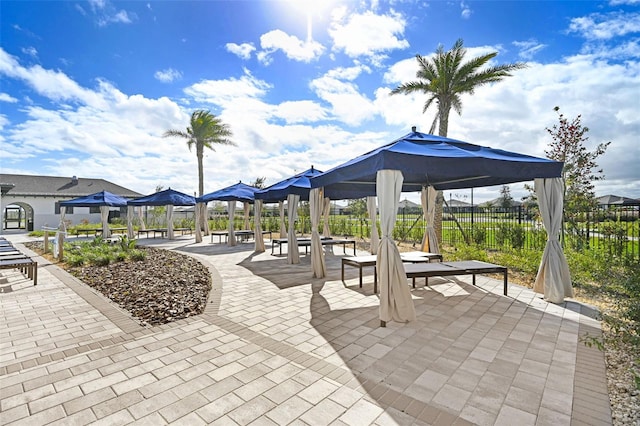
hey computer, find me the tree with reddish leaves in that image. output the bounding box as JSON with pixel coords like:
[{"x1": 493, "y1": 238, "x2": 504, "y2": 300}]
[{"x1": 545, "y1": 106, "x2": 610, "y2": 248}]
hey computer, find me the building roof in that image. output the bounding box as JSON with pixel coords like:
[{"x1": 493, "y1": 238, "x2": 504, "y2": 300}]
[
  {"x1": 597, "y1": 194, "x2": 640, "y2": 206},
  {"x1": 481, "y1": 197, "x2": 523, "y2": 207},
  {"x1": 0, "y1": 174, "x2": 143, "y2": 198}
]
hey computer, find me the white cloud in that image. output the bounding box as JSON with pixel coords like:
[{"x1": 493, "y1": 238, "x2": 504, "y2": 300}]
[
  {"x1": 0, "y1": 93, "x2": 18, "y2": 103},
  {"x1": 568, "y1": 11, "x2": 640, "y2": 40},
  {"x1": 83, "y1": 0, "x2": 136, "y2": 27},
  {"x1": 258, "y1": 30, "x2": 324, "y2": 64},
  {"x1": 0, "y1": 49, "x2": 106, "y2": 107},
  {"x1": 328, "y1": 9, "x2": 409, "y2": 62},
  {"x1": 21, "y1": 46, "x2": 38, "y2": 58},
  {"x1": 309, "y1": 69, "x2": 377, "y2": 127},
  {"x1": 460, "y1": 1, "x2": 472, "y2": 19},
  {"x1": 226, "y1": 42, "x2": 256, "y2": 60},
  {"x1": 184, "y1": 68, "x2": 271, "y2": 106},
  {"x1": 154, "y1": 68, "x2": 183, "y2": 83},
  {"x1": 513, "y1": 40, "x2": 547, "y2": 60},
  {"x1": 272, "y1": 101, "x2": 328, "y2": 124},
  {"x1": 579, "y1": 38, "x2": 640, "y2": 59}
]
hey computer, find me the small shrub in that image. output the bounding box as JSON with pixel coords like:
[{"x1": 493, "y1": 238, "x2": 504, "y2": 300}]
[
  {"x1": 118, "y1": 235, "x2": 137, "y2": 251},
  {"x1": 87, "y1": 253, "x2": 112, "y2": 266},
  {"x1": 496, "y1": 223, "x2": 509, "y2": 246},
  {"x1": 130, "y1": 249, "x2": 146, "y2": 261},
  {"x1": 471, "y1": 225, "x2": 487, "y2": 245},
  {"x1": 115, "y1": 252, "x2": 128, "y2": 262},
  {"x1": 510, "y1": 225, "x2": 526, "y2": 249},
  {"x1": 66, "y1": 254, "x2": 85, "y2": 267}
]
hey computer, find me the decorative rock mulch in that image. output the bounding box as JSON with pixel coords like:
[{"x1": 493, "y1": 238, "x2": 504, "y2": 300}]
[{"x1": 25, "y1": 243, "x2": 212, "y2": 326}]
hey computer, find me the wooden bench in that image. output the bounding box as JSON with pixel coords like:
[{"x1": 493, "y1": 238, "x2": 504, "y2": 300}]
[
  {"x1": 0, "y1": 257, "x2": 37, "y2": 285},
  {"x1": 137, "y1": 229, "x2": 167, "y2": 239},
  {"x1": 212, "y1": 230, "x2": 273, "y2": 244},
  {"x1": 271, "y1": 237, "x2": 355, "y2": 256}
]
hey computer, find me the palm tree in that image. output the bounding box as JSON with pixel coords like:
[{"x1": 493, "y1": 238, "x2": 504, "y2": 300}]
[
  {"x1": 392, "y1": 39, "x2": 526, "y2": 135},
  {"x1": 163, "y1": 110, "x2": 236, "y2": 231},
  {"x1": 391, "y1": 38, "x2": 526, "y2": 243}
]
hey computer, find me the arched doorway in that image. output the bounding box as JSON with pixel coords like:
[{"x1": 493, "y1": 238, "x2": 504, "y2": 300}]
[{"x1": 3, "y1": 202, "x2": 34, "y2": 231}]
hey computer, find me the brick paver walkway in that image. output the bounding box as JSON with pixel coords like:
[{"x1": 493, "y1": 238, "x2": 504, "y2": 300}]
[{"x1": 0, "y1": 234, "x2": 611, "y2": 425}]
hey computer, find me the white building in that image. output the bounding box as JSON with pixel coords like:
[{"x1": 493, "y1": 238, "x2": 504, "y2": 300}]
[{"x1": 0, "y1": 174, "x2": 142, "y2": 233}]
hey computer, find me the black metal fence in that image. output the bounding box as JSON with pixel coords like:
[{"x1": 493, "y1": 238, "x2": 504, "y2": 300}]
[
  {"x1": 212, "y1": 203, "x2": 639, "y2": 262},
  {"x1": 439, "y1": 204, "x2": 637, "y2": 261}
]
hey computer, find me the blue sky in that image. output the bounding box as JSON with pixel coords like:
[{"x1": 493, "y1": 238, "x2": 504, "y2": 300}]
[{"x1": 1, "y1": 0, "x2": 639, "y2": 203}]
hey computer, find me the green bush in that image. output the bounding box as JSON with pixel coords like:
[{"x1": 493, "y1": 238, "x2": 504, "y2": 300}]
[
  {"x1": 510, "y1": 225, "x2": 526, "y2": 249},
  {"x1": 63, "y1": 237, "x2": 145, "y2": 265},
  {"x1": 471, "y1": 225, "x2": 487, "y2": 245},
  {"x1": 130, "y1": 249, "x2": 146, "y2": 261},
  {"x1": 66, "y1": 254, "x2": 85, "y2": 267},
  {"x1": 496, "y1": 223, "x2": 509, "y2": 246}
]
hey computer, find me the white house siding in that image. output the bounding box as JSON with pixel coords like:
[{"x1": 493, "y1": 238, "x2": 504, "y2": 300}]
[{"x1": 0, "y1": 195, "x2": 105, "y2": 232}]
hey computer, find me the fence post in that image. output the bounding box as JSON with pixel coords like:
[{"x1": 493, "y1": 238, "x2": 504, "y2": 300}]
[{"x1": 518, "y1": 206, "x2": 522, "y2": 224}]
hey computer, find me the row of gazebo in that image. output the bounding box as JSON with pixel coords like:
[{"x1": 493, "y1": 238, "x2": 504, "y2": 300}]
[{"x1": 57, "y1": 128, "x2": 574, "y2": 324}]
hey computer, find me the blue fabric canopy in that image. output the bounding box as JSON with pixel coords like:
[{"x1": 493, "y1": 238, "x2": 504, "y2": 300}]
[
  {"x1": 197, "y1": 182, "x2": 260, "y2": 203},
  {"x1": 311, "y1": 129, "x2": 564, "y2": 199},
  {"x1": 254, "y1": 167, "x2": 323, "y2": 202},
  {"x1": 60, "y1": 191, "x2": 128, "y2": 207},
  {"x1": 127, "y1": 188, "x2": 196, "y2": 206}
]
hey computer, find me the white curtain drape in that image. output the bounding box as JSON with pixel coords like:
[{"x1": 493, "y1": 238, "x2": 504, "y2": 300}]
[
  {"x1": 100, "y1": 206, "x2": 110, "y2": 238},
  {"x1": 279, "y1": 201, "x2": 287, "y2": 238},
  {"x1": 322, "y1": 197, "x2": 331, "y2": 237},
  {"x1": 127, "y1": 205, "x2": 134, "y2": 239},
  {"x1": 421, "y1": 186, "x2": 439, "y2": 253},
  {"x1": 310, "y1": 188, "x2": 327, "y2": 278},
  {"x1": 243, "y1": 202, "x2": 250, "y2": 230},
  {"x1": 202, "y1": 203, "x2": 210, "y2": 236},
  {"x1": 287, "y1": 193, "x2": 300, "y2": 264},
  {"x1": 195, "y1": 202, "x2": 203, "y2": 243},
  {"x1": 166, "y1": 205, "x2": 174, "y2": 239},
  {"x1": 367, "y1": 196, "x2": 379, "y2": 254},
  {"x1": 254, "y1": 200, "x2": 265, "y2": 252},
  {"x1": 534, "y1": 178, "x2": 573, "y2": 303},
  {"x1": 137, "y1": 207, "x2": 146, "y2": 231},
  {"x1": 377, "y1": 170, "x2": 416, "y2": 325},
  {"x1": 57, "y1": 206, "x2": 67, "y2": 260},
  {"x1": 59, "y1": 206, "x2": 66, "y2": 233},
  {"x1": 228, "y1": 201, "x2": 236, "y2": 246}
]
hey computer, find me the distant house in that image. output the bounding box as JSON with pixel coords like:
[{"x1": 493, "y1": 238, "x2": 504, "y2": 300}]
[
  {"x1": 0, "y1": 174, "x2": 142, "y2": 232},
  {"x1": 596, "y1": 194, "x2": 640, "y2": 206},
  {"x1": 481, "y1": 197, "x2": 523, "y2": 208}
]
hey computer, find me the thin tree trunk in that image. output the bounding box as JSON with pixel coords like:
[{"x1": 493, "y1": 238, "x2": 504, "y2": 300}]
[
  {"x1": 434, "y1": 107, "x2": 450, "y2": 248},
  {"x1": 197, "y1": 147, "x2": 206, "y2": 232}
]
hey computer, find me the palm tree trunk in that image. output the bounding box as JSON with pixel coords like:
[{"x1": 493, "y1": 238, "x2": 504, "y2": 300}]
[
  {"x1": 434, "y1": 107, "x2": 451, "y2": 248},
  {"x1": 197, "y1": 147, "x2": 206, "y2": 232}
]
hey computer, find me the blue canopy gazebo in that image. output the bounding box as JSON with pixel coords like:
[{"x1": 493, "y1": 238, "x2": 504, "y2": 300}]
[
  {"x1": 60, "y1": 191, "x2": 129, "y2": 238},
  {"x1": 128, "y1": 189, "x2": 196, "y2": 239},
  {"x1": 197, "y1": 182, "x2": 261, "y2": 247},
  {"x1": 255, "y1": 167, "x2": 323, "y2": 263},
  {"x1": 310, "y1": 128, "x2": 569, "y2": 325}
]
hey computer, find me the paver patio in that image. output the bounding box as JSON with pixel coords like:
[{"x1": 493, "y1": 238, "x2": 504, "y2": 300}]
[{"x1": 0, "y1": 233, "x2": 611, "y2": 425}]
